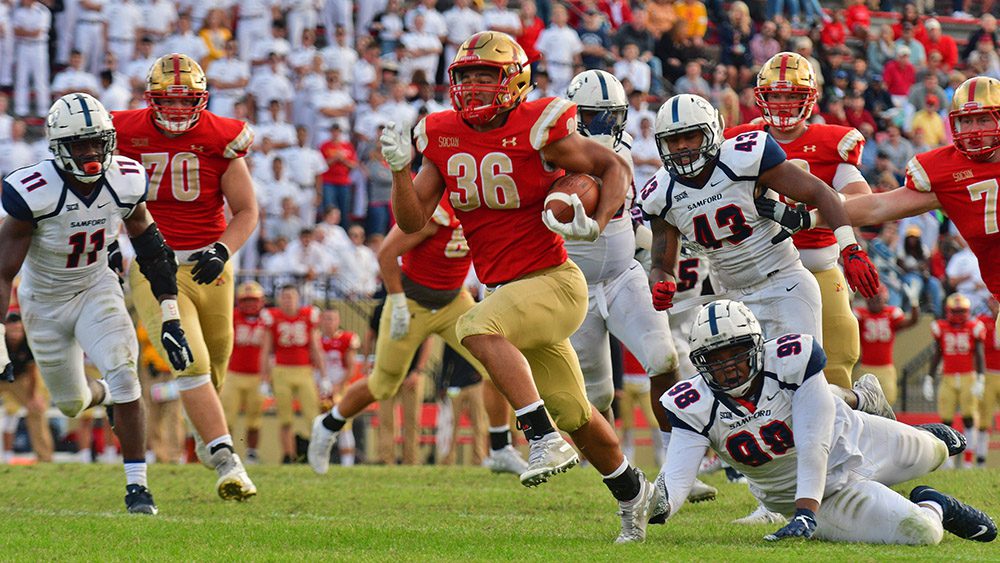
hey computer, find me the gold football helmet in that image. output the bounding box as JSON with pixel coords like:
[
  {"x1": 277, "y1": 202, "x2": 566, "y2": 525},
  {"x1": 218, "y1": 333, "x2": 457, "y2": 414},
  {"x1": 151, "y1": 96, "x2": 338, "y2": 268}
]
[
  {"x1": 754, "y1": 52, "x2": 818, "y2": 130},
  {"x1": 236, "y1": 281, "x2": 265, "y2": 315},
  {"x1": 945, "y1": 293, "x2": 971, "y2": 324},
  {"x1": 448, "y1": 31, "x2": 532, "y2": 125},
  {"x1": 145, "y1": 53, "x2": 209, "y2": 132},
  {"x1": 949, "y1": 76, "x2": 1000, "y2": 159}
]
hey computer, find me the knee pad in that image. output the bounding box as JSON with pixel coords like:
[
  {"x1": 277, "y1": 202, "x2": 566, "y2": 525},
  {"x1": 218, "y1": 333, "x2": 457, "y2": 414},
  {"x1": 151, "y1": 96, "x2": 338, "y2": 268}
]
[
  {"x1": 902, "y1": 508, "x2": 945, "y2": 545},
  {"x1": 545, "y1": 390, "x2": 592, "y2": 433},
  {"x1": 56, "y1": 398, "x2": 89, "y2": 418},
  {"x1": 175, "y1": 374, "x2": 213, "y2": 392},
  {"x1": 584, "y1": 378, "x2": 615, "y2": 414},
  {"x1": 105, "y1": 367, "x2": 142, "y2": 404},
  {"x1": 636, "y1": 332, "x2": 678, "y2": 377},
  {"x1": 367, "y1": 373, "x2": 404, "y2": 401}
]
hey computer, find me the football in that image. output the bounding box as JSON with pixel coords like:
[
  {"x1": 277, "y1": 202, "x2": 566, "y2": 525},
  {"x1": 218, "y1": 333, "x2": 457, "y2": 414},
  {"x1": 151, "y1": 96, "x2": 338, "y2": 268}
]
[{"x1": 544, "y1": 173, "x2": 601, "y2": 223}]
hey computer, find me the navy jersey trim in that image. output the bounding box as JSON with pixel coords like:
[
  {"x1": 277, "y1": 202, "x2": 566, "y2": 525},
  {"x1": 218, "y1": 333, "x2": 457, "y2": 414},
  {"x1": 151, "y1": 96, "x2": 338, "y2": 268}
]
[
  {"x1": 667, "y1": 411, "x2": 704, "y2": 436},
  {"x1": 1, "y1": 181, "x2": 33, "y2": 222},
  {"x1": 763, "y1": 370, "x2": 800, "y2": 391},
  {"x1": 33, "y1": 183, "x2": 69, "y2": 224},
  {"x1": 802, "y1": 338, "x2": 827, "y2": 381},
  {"x1": 759, "y1": 134, "x2": 786, "y2": 174},
  {"x1": 715, "y1": 159, "x2": 757, "y2": 182}
]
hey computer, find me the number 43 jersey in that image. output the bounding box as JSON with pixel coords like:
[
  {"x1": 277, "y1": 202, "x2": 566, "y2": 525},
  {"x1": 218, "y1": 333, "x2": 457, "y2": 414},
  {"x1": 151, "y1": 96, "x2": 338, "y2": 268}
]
[
  {"x1": 1, "y1": 157, "x2": 147, "y2": 299},
  {"x1": 638, "y1": 131, "x2": 801, "y2": 291},
  {"x1": 663, "y1": 334, "x2": 865, "y2": 507}
]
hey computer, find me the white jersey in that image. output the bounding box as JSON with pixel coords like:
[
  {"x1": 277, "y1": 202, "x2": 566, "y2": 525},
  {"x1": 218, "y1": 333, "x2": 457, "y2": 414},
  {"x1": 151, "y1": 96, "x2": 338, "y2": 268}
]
[
  {"x1": 1, "y1": 157, "x2": 147, "y2": 299},
  {"x1": 638, "y1": 131, "x2": 800, "y2": 290},
  {"x1": 564, "y1": 132, "x2": 636, "y2": 283},
  {"x1": 672, "y1": 240, "x2": 720, "y2": 313}
]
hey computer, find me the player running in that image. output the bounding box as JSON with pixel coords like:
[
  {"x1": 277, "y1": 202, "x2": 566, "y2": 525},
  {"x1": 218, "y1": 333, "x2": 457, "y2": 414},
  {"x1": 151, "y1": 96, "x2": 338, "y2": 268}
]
[
  {"x1": 653, "y1": 299, "x2": 996, "y2": 545},
  {"x1": 0, "y1": 93, "x2": 193, "y2": 514},
  {"x1": 112, "y1": 53, "x2": 258, "y2": 500}
]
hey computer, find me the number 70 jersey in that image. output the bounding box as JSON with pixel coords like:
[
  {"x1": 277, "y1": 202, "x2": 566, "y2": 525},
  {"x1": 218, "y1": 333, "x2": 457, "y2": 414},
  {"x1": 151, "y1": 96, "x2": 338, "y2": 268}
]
[{"x1": 637, "y1": 131, "x2": 800, "y2": 290}]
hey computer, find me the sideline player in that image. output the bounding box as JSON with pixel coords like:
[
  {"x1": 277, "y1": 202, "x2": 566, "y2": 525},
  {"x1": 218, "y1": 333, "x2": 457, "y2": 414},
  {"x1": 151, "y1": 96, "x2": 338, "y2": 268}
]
[
  {"x1": 653, "y1": 299, "x2": 997, "y2": 545},
  {"x1": 113, "y1": 53, "x2": 258, "y2": 500},
  {"x1": 220, "y1": 281, "x2": 267, "y2": 464},
  {"x1": 317, "y1": 308, "x2": 359, "y2": 467},
  {"x1": 0, "y1": 94, "x2": 193, "y2": 514},
  {"x1": 853, "y1": 284, "x2": 920, "y2": 406},
  {"x1": 975, "y1": 296, "x2": 1000, "y2": 466},
  {"x1": 375, "y1": 31, "x2": 657, "y2": 543},
  {"x1": 726, "y1": 52, "x2": 869, "y2": 390},
  {"x1": 309, "y1": 194, "x2": 528, "y2": 476}
]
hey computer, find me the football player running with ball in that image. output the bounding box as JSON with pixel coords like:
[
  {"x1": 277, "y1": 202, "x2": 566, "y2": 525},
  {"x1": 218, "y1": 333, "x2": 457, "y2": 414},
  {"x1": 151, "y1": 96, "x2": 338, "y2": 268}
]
[
  {"x1": 112, "y1": 53, "x2": 258, "y2": 501},
  {"x1": 652, "y1": 299, "x2": 996, "y2": 545},
  {"x1": 376, "y1": 31, "x2": 657, "y2": 543},
  {"x1": 0, "y1": 94, "x2": 194, "y2": 514}
]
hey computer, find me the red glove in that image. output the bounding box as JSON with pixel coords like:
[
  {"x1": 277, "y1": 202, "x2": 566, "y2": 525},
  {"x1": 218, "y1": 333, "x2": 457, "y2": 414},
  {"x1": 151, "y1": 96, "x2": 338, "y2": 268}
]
[
  {"x1": 651, "y1": 280, "x2": 677, "y2": 311},
  {"x1": 841, "y1": 244, "x2": 880, "y2": 298}
]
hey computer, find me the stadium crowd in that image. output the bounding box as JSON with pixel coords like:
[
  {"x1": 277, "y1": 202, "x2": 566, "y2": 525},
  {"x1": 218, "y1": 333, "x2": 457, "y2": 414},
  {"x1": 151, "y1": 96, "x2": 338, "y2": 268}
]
[{"x1": 0, "y1": 0, "x2": 994, "y2": 467}]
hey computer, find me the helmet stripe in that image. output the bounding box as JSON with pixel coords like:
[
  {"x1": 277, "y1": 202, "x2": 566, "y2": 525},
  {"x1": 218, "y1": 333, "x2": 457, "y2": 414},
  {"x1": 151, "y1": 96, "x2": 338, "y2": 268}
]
[
  {"x1": 671, "y1": 96, "x2": 680, "y2": 122},
  {"x1": 465, "y1": 32, "x2": 483, "y2": 54},
  {"x1": 707, "y1": 302, "x2": 720, "y2": 336},
  {"x1": 778, "y1": 53, "x2": 788, "y2": 81},
  {"x1": 171, "y1": 53, "x2": 181, "y2": 85},
  {"x1": 75, "y1": 94, "x2": 92, "y2": 127},
  {"x1": 969, "y1": 78, "x2": 978, "y2": 102},
  {"x1": 596, "y1": 71, "x2": 609, "y2": 99}
]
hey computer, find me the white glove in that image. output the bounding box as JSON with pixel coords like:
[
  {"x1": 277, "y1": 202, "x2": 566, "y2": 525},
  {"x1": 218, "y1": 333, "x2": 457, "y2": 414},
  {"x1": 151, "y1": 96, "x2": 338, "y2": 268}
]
[
  {"x1": 542, "y1": 193, "x2": 600, "y2": 242},
  {"x1": 379, "y1": 122, "x2": 412, "y2": 172},
  {"x1": 259, "y1": 381, "x2": 272, "y2": 397},
  {"x1": 902, "y1": 280, "x2": 921, "y2": 309},
  {"x1": 922, "y1": 375, "x2": 935, "y2": 402},
  {"x1": 388, "y1": 293, "x2": 411, "y2": 340},
  {"x1": 972, "y1": 373, "x2": 986, "y2": 399},
  {"x1": 0, "y1": 324, "x2": 12, "y2": 383}
]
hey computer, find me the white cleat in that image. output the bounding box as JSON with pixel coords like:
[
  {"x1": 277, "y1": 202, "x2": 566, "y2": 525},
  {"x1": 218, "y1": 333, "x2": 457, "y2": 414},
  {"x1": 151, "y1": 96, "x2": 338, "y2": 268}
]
[
  {"x1": 307, "y1": 414, "x2": 338, "y2": 475},
  {"x1": 732, "y1": 503, "x2": 786, "y2": 525},
  {"x1": 519, "y1": 433, "x2": 579, "y2": 487},
  {"x1": 853, "y1": 373, "x2": 896, "y2": 420},
  {"x1": 484, "y1": 445, "x2": 529, "y2": 475},
  {"x1": 212, "y1": 450, "x2": 257, "y2": 501},
  {"x1": 687, "y1": 478, "x2": 718, "y2": 503},
  {"x1": 616, "y1": 468, "x2": 659, "y2": 543}
]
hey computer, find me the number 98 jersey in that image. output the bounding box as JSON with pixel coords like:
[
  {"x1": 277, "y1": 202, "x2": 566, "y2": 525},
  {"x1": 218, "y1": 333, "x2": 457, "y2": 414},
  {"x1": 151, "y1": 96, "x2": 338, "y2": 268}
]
[{"x1": 638, "y1": 132, "x2": 801, "y2": 290}]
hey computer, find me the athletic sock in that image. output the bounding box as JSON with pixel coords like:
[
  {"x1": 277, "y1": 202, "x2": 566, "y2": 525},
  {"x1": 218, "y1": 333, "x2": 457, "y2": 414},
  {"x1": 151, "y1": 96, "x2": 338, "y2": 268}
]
[
  {"x1": 207, "y1": 434, "x2": 234, "y2": 455},
  {"x1": 123, "y1": 459, "x2": 148, "y2": 487},
  {"x1": 661, "y1": 430, "x2": 672, "y2": 462},
  {"x1": 515, "y1": 401, "x2": 556, "y2": 441},
  {"x1": 489, "y1": 425, "x2": 511, "y2": 451},
  {"x1": 603, "y1": 458, "x2": 642, "y2": 502},
  {"x1": 322, "y1": 405, "x2": 347, "y2": 432}
]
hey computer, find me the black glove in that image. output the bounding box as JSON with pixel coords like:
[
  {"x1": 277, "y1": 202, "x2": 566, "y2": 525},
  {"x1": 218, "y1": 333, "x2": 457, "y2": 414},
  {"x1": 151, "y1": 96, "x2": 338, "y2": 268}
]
[
  {"x1": 161, "y1": 319, "x2": 194, "y2": 371},
  {"x1": 1, "y1": 363, "x2": 12, "y2": 383},
  {"x1": 755, "y1": 197, "x2": 813, "y2": 244},
  {"x1": 764, "y1": 508, "x2": 817, "y2": 541},
  {"x1": 107, "y1": 240, "x2": 124, "y2": 285},
  {"x1": 190, "y1": 242, "x2": 229, "y2": 285}
]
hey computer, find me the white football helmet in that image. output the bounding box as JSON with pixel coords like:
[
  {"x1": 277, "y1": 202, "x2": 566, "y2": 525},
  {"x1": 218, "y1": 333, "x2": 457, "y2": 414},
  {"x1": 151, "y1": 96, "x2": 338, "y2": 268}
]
[
  {"x1": 654, "y1": 94, "x2": 723, "y2": 177},
  {"x1": 46, "y1": 93, "x2": 116, "y2": 183},
  {"x1": 566, "y1": 69, "x2": 628, "y2": 145},
  {"x1": 688, "y1": 299, "x2": 765, "y2": 397}
]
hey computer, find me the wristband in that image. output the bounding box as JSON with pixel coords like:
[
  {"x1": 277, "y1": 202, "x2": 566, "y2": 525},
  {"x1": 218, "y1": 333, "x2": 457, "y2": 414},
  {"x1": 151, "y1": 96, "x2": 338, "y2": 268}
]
[
  {"x1": 833, "y1": 225, "x2": 858, "y2": 251},
  {"x1": 388, "y1": 293, "x2": 407, "y2": 307},
  {"x1": 161, "y1": 299, "x2": 181, "y2": 322}
]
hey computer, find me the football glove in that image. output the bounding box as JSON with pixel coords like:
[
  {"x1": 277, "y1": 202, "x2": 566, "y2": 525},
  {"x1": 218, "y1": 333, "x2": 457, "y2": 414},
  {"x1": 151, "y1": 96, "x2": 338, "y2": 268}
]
[
  {"x1": 922, "y1": 375, "x2": 935, "y2": 402},
  {"x1": 755, "y1": 197, "x2": 814, "y2": 244},
  {"x1": 764, "y1": 508, "x2": 817, "y2": 541},
  {"x1": 541, "y1": 194, "x2": 600, "y2": 241},
  {"x1": 107, "y1": 240, "x2": 124, "y2": 285},
  {"x1": 190, "y1": 242, "x2": 230, "y2": 285},
  {"x1": 379, "y1": 122, "x2": 412, "y2": 172},
  {"x1": 651, "y1": 280, "x2": 677, "y2": 311},
  {"x1": 902, "y1": 279, "x2": 922, "y2": 309},
  {"x1": 972, "y1": 373, "x2": 986, "y2": 399},
  {"x1": 0, "y1": 324, "x2": 12, "y2": 383},
  {"x1": 160, "y1": 300, "x2": 194, "y2": 371},
  {"x1": 388, "y1": 293, "x2": 411, "y2": 340},
  {"x1": 840, "y1": 244, "x2": 880, "y2": 298}
]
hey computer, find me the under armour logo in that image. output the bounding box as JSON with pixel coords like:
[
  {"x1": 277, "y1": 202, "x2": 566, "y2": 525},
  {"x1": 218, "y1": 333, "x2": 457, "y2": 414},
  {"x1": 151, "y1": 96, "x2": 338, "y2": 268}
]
[
  {"x1": 190, "y1": 145, "x2": 205, "y2": 152},
  {"x1": 501, "y1": 137, "x2": 517, "y2": 147},
  {"x1": 802, "y1": 145, "x2": 817, "y2": 152},
  {"x1": 131, "y1": 138, "x2": 149, "y2": 147}
]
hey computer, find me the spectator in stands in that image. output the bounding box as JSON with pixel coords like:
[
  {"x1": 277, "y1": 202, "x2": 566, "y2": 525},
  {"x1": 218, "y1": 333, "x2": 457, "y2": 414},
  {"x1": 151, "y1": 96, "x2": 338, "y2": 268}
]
[
  {"x1": 737, "y1": 85, "x2": 762, "y2": 123},
  {"x1": 749, "y1": 19, "x2": 781, "y2": 69},
  {"x1": 820, "y1": 9, "x2": 850, "y2": 50},
  {"x1": 400, "y1": 13, "x2": 443, "y2": 85},
  {"x1": 906, "y1": 71, "x2": 947, "y2": 116},
  {"x1": 674, "y1": 0, "x2": 708, "y2": 47},
  {"x1": 673, "y1": 60, "x2": 710, "y2": 98},
  {"x1": 445, "y1": 0, "x2": 485, "y2": 66},
  {"x1": 320, "y1": 26, "x2": 357, "y2": 81},
  {"x1": 526, "y1": 67, "x2": 558, "y2": 100},
  {"x1": 794, "y1": 36, "x2": 825, "y2": 92},
  {"x1": 99, "y1": 70, "x2": 130, "y2": 112},
  {"x1": 822, "y1": 95, "x2": 852, "y2": 127},
  {"x1": 920, "y1": 18, "x2": 958, "y2": 72},
  {"x1": 483, "y1": 0, "x2": 521, "y2": 37},
  {"x1": 717, "y1": 1, "x2": 754, "y2": 86},
  {"x1": 362, "y1": 126, "x2": 393, "y2": 237},
  {"x1": 898, "y1": 226, "x2": 944, "y2": 317},
  {"x1": 248, "y1": 52, "x2": 295, "y2": 119},
  {"x1": 883, "y1": 45, "x2": 916, "y2": 104},
  {"x1": 371, "y1": 0, "x2": 405, "y2": 55},
  {"x1": 892, "y1": 3, "x2": 926, "y2": 41},
  {"x1": 613, "y1": 43, "x2": 652, "y2": 94},
  {"x1": 864, "y1": 72, "x2": 894, "y2": 116},
  {"x1": 943, "y1": 70, "x2": 967, "y2": 106},
  {"x1": 879, "y1": 124, "x2": 916, "y2": 174},
  {"x1": 962, "y1": 13, "x2": 1000, "y2": 60},
  {"x1": 206, "y1": 40, "x2": 250, "y2": 119},
  {"x1": 319, "y1": 124, "x2": 358, "y2": 229},
  {"x1": 579, "y1": 9, "x2": 614, "y2": 72},
  {"x1": 602, "y1": 0, "x2": 634, "y2": 30},
  {"x1": 51, "y1": 49, "x2": 99, "y2": 100},
  {"x1": 282, "y1": 126, "x2": 326, "y2": 225},
  {"x1": 631, "y1": 116, "x2": 660, "y2": 187},
  {"x1": 845, "y1": 0, "x2": 872, "y2": 39},
  {"x1": 947, "y1": 235, "x2": 990, "y2": 314},
  {"x1": 644, "y1": 0, "x2": 676, "y2": 41},
  {"x1": 895, "y1": 21, "x2": 927, "y2": 69},
  {"x1": 972, "y1": 36, "x2": 1000, "y2": 80},
  {"x1": 409, "y1": 72, "x2": 447, "y2": 116},
  {"x1": 0, "y1": 119, "x2": 32, "y2": 177},
  {"x1": 515, "y1": 0, "x2": 544, "y2": 70},
  {"x1": 316, "y1": 208, "x2": 352, "y2": 256},
  {"x1": 265, "y1": 194, "x2": 307, "y2": 247},
  {"x1": 535, "y1": 4, "x2": 583, "y2": 95},
  {"x1": 352, "y1": 39, "x2": 381, "y2": 103},
  {"x1": 340, "y1": 224, "x2": 379, "y2": 298},
  {"x1": 311, "y1": 69, "x2": 355, "y2": 144},
  {"x1": 624, "y1": 89, "x2": 656, "y2": 138},
  {"x1": 161, "y1": 13, "x2": 209, "y2": 65},
  {"x1": 867, "y1": 23, "x2": 897, "y2": 76},
  {"x1": 827, "y1": 69, "x2": 851, "y2": 100},
  {"x1": 845, "y1": 92, "x2": 877, "y2": 131},
  {"x1": 909, "y1": 95, "x2": 946, "y2": 147},
  {"x1": 199, "y1": 8, "x2": 231, "y2": 69}
]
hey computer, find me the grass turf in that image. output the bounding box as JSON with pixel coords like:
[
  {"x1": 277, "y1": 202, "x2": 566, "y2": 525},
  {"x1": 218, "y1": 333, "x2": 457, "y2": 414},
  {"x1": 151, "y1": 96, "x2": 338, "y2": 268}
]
[{"x1": 0, "y1": 463, "x2": 997, "y2": 561}]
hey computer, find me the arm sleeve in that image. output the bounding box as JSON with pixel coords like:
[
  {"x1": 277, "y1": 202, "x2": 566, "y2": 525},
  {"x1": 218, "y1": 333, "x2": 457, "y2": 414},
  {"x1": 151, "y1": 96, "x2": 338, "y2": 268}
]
[
  {"x1": 662, "y1": 428, "x2": 710, "y2": 520},
  {"x1": 831, "y1": 163, "x2": 866, "y2": 191},
  {"x1": 790, "y1": 374, "x2": 836, "y2": 504},
  {"x1": 758, "y1": 134, "x2": 786, "y2": 175},
  {"x1": 1, "y1": 182, "x2": 33, "y2": 222}
]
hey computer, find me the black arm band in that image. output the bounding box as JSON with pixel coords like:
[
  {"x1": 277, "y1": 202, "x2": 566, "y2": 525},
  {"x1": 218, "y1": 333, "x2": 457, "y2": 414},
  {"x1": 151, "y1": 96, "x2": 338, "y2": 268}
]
[{"x1": 131, "y1": 223, "x2": 178, "y2": 298}]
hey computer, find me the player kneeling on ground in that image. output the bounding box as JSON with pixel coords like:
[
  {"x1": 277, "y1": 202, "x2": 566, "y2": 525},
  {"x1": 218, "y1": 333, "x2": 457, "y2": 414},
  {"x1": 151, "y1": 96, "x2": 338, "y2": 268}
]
[
  {"x1": 650, "y1": 299, "x2": 996, "y2": 544},
  {"x1": 0, "y1": 93, "x2": 194, "y2": 514}
]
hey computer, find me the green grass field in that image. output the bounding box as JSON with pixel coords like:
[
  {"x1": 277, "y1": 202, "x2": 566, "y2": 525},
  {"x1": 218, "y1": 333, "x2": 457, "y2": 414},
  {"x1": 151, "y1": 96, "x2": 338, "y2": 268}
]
[{"x1": 1, "y1": 463, "x2": 998, "y2": 561}]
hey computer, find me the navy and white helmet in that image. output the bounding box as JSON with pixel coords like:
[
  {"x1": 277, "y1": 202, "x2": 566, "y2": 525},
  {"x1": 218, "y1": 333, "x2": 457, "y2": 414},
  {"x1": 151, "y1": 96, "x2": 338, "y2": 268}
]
[
  {"x1": 46, "y1": 93, "x2": 117, "y2": 183},
  {"x1": 654, "y1": 94, "x2": 723, "y2": 177},
  {"x1": 689, "y1": 299, "x2": 765, "y2": 397},
  {"x1": 566, "y1": 69, "x2": 628, "y2": 145}
]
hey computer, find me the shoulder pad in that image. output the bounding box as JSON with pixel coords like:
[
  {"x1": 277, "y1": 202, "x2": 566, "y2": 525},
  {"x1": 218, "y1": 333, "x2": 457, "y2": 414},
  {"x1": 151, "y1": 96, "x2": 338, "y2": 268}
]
[
  {"x1": 661, "y1": 376, "x2": 716, "y2": 436},
  {"x1": 637, "y1": 167, "x2": 673, "y2": 219},
  {"x1": 718, "y1": 131, "x2": 785, "y2": 179},
  {"x1": 761, "y1": 333, "x2": 825, "y2": 389}
]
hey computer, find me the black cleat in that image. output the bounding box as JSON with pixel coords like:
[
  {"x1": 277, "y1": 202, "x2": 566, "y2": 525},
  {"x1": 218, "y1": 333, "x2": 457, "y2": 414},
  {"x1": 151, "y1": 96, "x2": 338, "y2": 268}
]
[
  {"x1": 916, "y1": 423, "x2": 966, "y2": 457},
  {"x1": 910, "y1": 486, "x2": 996, "y2": 542},
  {"x1": 125, "y1": 484, "x2": 159, "y2": 515}
]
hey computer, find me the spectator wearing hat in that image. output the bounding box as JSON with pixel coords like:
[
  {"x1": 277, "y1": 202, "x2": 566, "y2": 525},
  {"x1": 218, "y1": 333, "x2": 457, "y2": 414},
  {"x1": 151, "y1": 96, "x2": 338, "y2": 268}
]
[
  {"x1": 827, "y1": 69, "x2": 851, "y2": 101},
  {"x1": 962, "y1": 14, "x2": 1000, "y2": 61},
  {"x1": 864, "y1": 71, "x2": 893, "y2": 115},
  {"x1": 883, "y1": 45, "x2": 916, "y2": 103},
  {"x1": 920, "y1": 18, "x2": 958, "y2": 71},
  {"x1": 908, "y1": 94, "x2": 946, "y2": 147},
  {"x1": 894, "y1": 20, "x2": 927, "y2": 69}
]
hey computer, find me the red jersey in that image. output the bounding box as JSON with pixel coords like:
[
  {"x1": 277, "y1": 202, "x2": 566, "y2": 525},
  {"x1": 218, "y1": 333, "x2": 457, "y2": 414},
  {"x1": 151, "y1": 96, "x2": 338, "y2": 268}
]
[
  {"x1": 401, "y1": 194, "x2": 472, "y2": 290},
  {"x1": 321, "y1": 330, "x2": 359, "y2": 383},
  {"x1": 854, "y1": 305, "x2": 905, "y2": 366},
  {"x1": 979, "y1": 314, "x2": 1000, "y2": 371},
  {"x1": 230, "y1": 310, "x2": 266, "y2": 374},
  {"x1": 262, "y1": 306, "x2": 319, "y2": 366},
  {"x1": 931, "y1": 318, "x2": 986, "y2": 374},
  {"x1": 319, "y1": 139, "x2": 357, "y2": 185},
  {"x1": 905, "y1": 145, "x2": 1000, "y2": 298},
  {"x1": 415, "y1": 97, "x2": 576, "y2": 285},
  {"x1": 112, "y1": 108, "x2": 254, "y2": 250},
  {"x1": 725, "y1": 123, "x2": 865, "y2": 250}
]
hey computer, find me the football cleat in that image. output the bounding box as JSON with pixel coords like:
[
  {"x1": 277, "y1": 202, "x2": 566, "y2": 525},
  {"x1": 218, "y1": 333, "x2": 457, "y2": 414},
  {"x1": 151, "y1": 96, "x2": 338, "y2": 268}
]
[
  {"x1": 910, "y1": 485, "x2": 997, "y2": 542},
  {"x1": 649, "y1": 471, "x2": 670, "y2": 525},
  {"x1": 732, "y1": 503, "x2": 787, "y2": 525},
  {"x1": 212, "y1": 449, "x2": 257, "y2": 501},
  {"x1": 307, "y1": 414, "x2": 339, "y2": 475},
  {"x1": 615, "y1": 468, "x2": 659, "y2": 543},
  {"x1": 484, "y1": 445, "x2": 528, "y2": 475},
  {"x1": 125, "y1": 484, "x2": 158, "y2": 515},
  {"x1": 916, "y1": 423, "x2": 967, "y2": 457},
  {"x1": 519, "y1": 432, "x2": 579, "y2": 487},
  {"x1": 853, "y1": 373, "x2": 896, "y2": 420},
  {"x1": 688, "y1": 478, "x2": 718, "y2": 503}
]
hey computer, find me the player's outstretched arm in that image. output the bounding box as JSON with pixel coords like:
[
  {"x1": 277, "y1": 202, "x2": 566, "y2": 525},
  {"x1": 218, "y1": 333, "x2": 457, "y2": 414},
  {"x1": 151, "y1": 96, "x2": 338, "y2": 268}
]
[
  {"x1": 648, "y1": 217, "x2": 681, "y2": 311},
  {"x1": 656, "y1": 428, "x2": 711, "y2": 523},
  {"x1": 843, "y1": 186, "x2": 940, "y2": 227},
  {"x1": 541, "y1": 132, "x2": 630, "y2": 232},
  {"x1": 0, "y1": 216, "x2": 32, "y2": 382},
  {"x1": 377, "y1": 223, "x2": 438, "y2": 340}
]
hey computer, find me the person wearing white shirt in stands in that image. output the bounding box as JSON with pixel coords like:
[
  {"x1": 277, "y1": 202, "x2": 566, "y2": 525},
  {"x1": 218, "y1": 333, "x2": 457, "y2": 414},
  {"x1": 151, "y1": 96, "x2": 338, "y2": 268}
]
[
  {"x1": 613, "y1": 43, "x2": 652, "y2": 95},
  {"x1": 53, "y1": 0, "x2": 77, "y2": 66},
  {"x1": 264, "y1": 197, "x2": 307, "y2": 247},
  {"x1": 525, "y1": 68, "x2": 558, "y2": 102},
  {"x1": 946, "y1": 235, "x2": 990, "y2": 314},
  {"x1": 99, "y1": 69, "x2": 131, "y2": 111},
  {"x1": 250, "y1": 20, "x2": 291, "y2": 68},
  {"x1": 158, "y1": 13, "x2": 207, "y2": 61},
  {"x1": 284, "y1": 0, "x2": 320, "y2": 49},
  {"x1": 410, "y1": 75, "x2": 447, "y2": 115},
  {"x1": 534, "y1": 5, "x2": 583, "y2": 95},
  {"x1": 281, "y1": 126, "x2": 327, "y2": 224},
  {"x1": 237, "y1": 0, "x2": 276, "y2": 61},
  {"x1": 75, "y1": 0, "x2": 106, "y2": 73},
  {"x1": 316, "y1": 207, "x2": 352, "y2": 256},
  {"x1": 404, "y1": 0, "x2": 446, "y2": 38},
  {"x1": 0, "y1": 94, "x2": 12, "y2": 141},
  {"x1": 323, "y1": 0, "x2": 356, "y2": 47},
  {"x1": 0, "y1": 119, "x2": 33, "y2": 177},
  {"x1": 287, "y1": 27, "x2": 319, "y2": 78},
  {"x1": 292, "y1": 54, "x2": 326, "y2": 129},
  {"x1": 353, "y1": 89, "x2": 388, "y2": 146},
  {"x1": 138, "y1": 0, "x2": 176, "y2": 50},
  {"x1": 351, "y1": 39, "x2": 380, "y2": 103},
  {"x1": 380, "y1": 81, "x2": 417, "y2": 134},
  {"x1": 631, "y1": 116, "x2": 660, "y2": 187},
  {"x1": 443, "y1": 0, "x2": 483, "y2": 66},
  {"x1": 255, "y1": 100, "x2": 297, "y2": 149},
  {"x1": 399, "y1": 14, "x2": 442, "y2": 84},
  {"x1": 319, "y1": 26, "x2": 358, "y2": 83},
  {"x1": 248, "y1": 52, "x2": 295, "y2": 119},
  {"x1": 624, "y1": 89, "x2": 656, "y2": 140},
  {"x1": 310, "y1": 69, "x2": 354, "y2": 146},
  {"x1": 51, "y1": 50, "x2": 101, "y2": 99},
  {"x1": 0, "y1": 3, "x2": 15, "y2": 88},
  {"x1": 208, "y1": 40, "x2": 251, "y2": 118},
  {"x1": 338, "y1": 225, "x2": 379, "y2": 298},
  {"x1": 124, "y1": 36, "x2": 156, "y2": 89},
  {"x1": 103, "y1": 0, "x2": 142, "y2": 66},
  {"x1": 483, "y1": 0, "x2": 521, "y2": 36},
  {"x1": 11, "y1": 0, "x2": 50, "y2": 117},
  {"x1": 262, "y1": 158, "x2": 311, "y2": 218}
]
